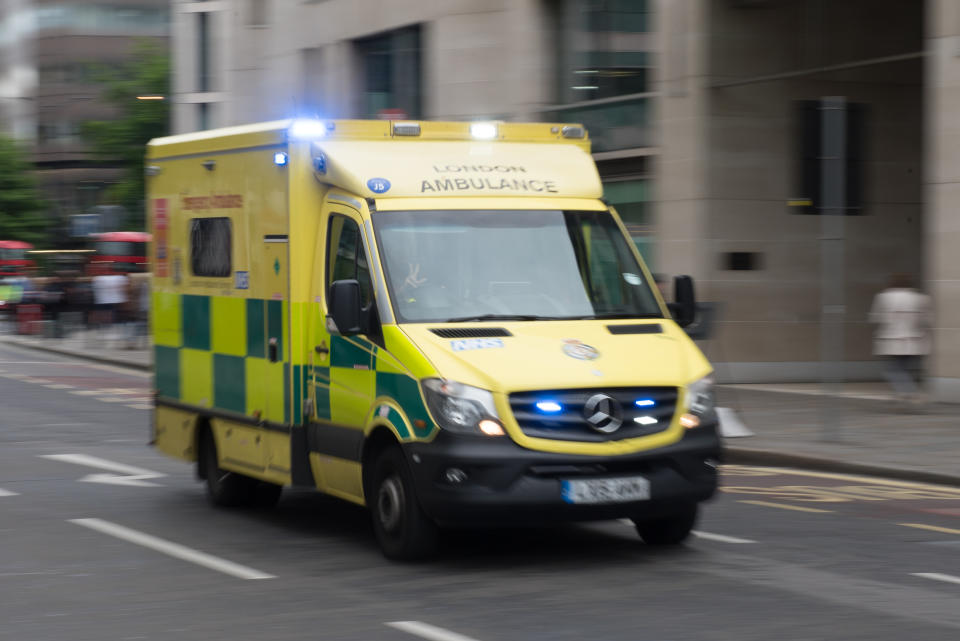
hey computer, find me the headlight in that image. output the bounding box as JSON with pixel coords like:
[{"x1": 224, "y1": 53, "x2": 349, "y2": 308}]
[
  {"x1": 421, "y1": 378, "x2": 504, "y2": 436},
  {"x1": 680, "y1": 375, "x2": 715, "y2": 428}
]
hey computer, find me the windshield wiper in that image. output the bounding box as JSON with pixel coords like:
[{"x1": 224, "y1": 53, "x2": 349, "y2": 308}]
[{"x1": 443, "y1": 314, "x2": 551, "y2": 323}]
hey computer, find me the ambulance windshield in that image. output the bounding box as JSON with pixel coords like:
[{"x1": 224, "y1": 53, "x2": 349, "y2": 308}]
[{"x1": 372, "y1": 210, "x2": 662, "y2": 324}]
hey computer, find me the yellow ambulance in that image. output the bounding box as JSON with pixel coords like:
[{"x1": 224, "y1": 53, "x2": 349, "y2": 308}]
[{"x1": 147, "y1": 119, "x2": 719, "y2": 559}]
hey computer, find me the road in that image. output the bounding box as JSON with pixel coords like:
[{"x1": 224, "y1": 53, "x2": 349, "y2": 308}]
[{"x1": 2, "y1": 341, "x2": 960, "y2": 641}]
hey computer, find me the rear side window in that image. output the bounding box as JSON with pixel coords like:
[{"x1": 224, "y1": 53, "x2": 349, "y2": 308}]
[{"x1": 190, "y1": 217, "x2": 232, "y2": 277}]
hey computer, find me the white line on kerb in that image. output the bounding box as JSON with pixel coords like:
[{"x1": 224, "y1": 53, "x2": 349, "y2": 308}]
[
  {"x1": 912, "y1": 573, "x2": 960, "y2": 587},
  {"x1": 692, "y1": 530, "x2": 756, "y2": 544},
  {"x1": 387, "y1": 621, "x2": 484, "y2": 641},
  {"x1": 68, "y1": 518, "x2": 275, "y2": 580}
]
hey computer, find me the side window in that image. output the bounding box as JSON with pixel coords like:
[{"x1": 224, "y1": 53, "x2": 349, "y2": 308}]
[
  {"x1": 326, "y1": 214, "x2": 373, "y2": 307},
  {"x1": 190, "y1": 217, "x2": 232, "y2": 277}
]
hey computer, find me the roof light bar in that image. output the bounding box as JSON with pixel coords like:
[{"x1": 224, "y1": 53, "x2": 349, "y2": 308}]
[
  {"x1": 561, "y1": 125, "x2": 586, "y2": 139},
  {"x1": 470, "y1": 122, "x2": 498, "y2": 140},
  {"x1": 289, "y1": 119, "x2": 329, "y2": 139},
  {"x1": 392, "y1": 122, "x2": 421, "y2": 136}
]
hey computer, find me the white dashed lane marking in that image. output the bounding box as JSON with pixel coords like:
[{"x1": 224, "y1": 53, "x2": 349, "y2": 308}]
[
  {"x1": 913, "y1": 573, "x2": 960, "y2": 587},
  {"x1": 69, "y1": 518, "x2": 276, "y2": 580},
  {"x1": 5, "y1": 373, "x2": 147, "y2": 406},
  {"x1": 387, "y1": 621, "x2": 484, "y2": 641},
  {"x1": 0, "y1": 489, "x2": 19, "y2": 497}
]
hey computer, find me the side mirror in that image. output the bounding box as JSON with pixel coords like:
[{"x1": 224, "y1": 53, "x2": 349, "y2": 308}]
[
  {"x1": 328, "y1": 279, "x2": 366, "y2": 336},
  {"x1": 669, "y1": 275, "x2": 697, "y2": 328}
]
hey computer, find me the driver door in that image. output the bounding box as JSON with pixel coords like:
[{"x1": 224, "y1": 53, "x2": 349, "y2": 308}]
[{"x1": 307, "y1": 205, "x2": 377, "y2": 498}]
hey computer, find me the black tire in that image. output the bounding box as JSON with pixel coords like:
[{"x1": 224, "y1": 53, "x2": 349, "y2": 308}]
[
  {"x1": 369, "y1": 446, "x2": 438, "y2": 560},
  {"x1": 633, "y1": 504, "x2": 699, "y2": 545},
  {"x1": 250, "y1": 481, "x2": 283, "y2": 508},
  {"x1": 201, "y1": 430, "x2": 255, "y2": 507}
]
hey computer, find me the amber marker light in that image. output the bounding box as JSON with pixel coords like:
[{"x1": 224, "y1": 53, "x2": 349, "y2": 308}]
[
  {"x1": 680, "y1": 414, "x2": 700, "y2": 429},
  {"x1": 478, "y1": 420, "x2": 505, "y2": 436}
]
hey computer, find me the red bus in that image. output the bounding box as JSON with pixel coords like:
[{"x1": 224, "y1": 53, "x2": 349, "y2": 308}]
[
  {"x1": 89, "y1": 231, "x2": 151, "y2": 275},
  {"x1": 0, "y1": 240, "x2": 35, "y2": 276}
]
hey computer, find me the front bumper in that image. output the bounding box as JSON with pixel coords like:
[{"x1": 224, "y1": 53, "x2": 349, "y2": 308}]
[{"x1": 404, "y1": 422, "x2": 721, "y2": 527}]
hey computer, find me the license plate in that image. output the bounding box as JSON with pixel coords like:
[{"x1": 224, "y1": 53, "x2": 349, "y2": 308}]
[{"x1": 561, "y1": 476, "x2": 651, "y2": 504}]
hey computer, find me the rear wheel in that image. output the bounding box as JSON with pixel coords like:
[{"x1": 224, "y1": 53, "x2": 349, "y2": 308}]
[
  {"x1": 369, "y1": 446, "x2": 438, "y2": 561},
  {"x1": 633, "y1": 504, "x2": 698, "y2": 545},
  {"x1": 201, "y1": 430, "x2": 256, "y2": 507}
]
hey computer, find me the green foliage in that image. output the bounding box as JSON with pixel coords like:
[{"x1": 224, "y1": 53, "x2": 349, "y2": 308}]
[
  {"x1": 83, "y1": 41, "x2": 170, "y2": 229},
  {"x1": 0, "y1": 135, "x2": 48, "y2": 244}
]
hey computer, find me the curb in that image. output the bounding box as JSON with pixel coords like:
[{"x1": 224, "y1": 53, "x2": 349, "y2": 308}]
[
  {"x1": 1, "y1": 338, "x2": 150, "y2": 372},
  {"x1": 725, "y1": 446, "x2": 960, "y2": 489}
]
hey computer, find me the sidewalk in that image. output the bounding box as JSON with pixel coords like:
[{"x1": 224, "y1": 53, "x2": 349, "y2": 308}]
[
  {"x1": 0, "y1": 324, "x2": 150, "y2": 371},
  {"x1": 2, "y1": 327, "x2": 957, "y2": 485}
]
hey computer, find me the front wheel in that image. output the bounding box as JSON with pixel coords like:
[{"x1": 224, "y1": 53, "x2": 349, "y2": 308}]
[
  {"x1": 633, "y1": 504, "x2": 699, "y2": 545},
  {"x1": 369, "y1": 446, "x2": 438, "y2": 561}
]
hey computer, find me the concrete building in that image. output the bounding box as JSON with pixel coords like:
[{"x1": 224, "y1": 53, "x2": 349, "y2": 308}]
[
  {"x1": 170, "y1": 0, "x2": 959, "y2": 401},
  {"x1": 0, "y1": 0, "x2": 169, "y2": 228}
]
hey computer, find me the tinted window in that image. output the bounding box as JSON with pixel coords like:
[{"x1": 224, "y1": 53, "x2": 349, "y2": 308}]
[
  {"x1": 326, "y1": 215, "x2": 373, "y2": 308},
  {"x1": 190, "y1": 218, "x2": 232, "y2": 277}
]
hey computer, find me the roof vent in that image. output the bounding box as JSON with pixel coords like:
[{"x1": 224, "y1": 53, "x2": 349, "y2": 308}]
[{"x1": 606, "y1": 324, "x2": 663, "y2": 335}]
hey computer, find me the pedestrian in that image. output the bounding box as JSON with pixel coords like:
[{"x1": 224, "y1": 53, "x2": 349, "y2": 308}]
[
  {"x1": 869, "y1": 273, "x2": 933, "y2": 406},
  {"x1": 91, "y1": 271, "x2": 129, "y2": 345}
]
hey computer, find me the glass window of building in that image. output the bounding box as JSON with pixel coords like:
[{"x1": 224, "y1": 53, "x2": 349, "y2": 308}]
[
  {"x1": 603, "y1": 179, "x2": 653, "y2": 267},
  {"x1": 355, "y1": 26, "x2": 421, "y2": 120},
  {"x1": 550, "y1": 0, "x2": 653, "y2": 153}
]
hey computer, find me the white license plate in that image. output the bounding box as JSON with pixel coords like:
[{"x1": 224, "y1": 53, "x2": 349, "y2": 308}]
[{"x1": 561, "y1": 476, "x2": 651, "y2": 504}]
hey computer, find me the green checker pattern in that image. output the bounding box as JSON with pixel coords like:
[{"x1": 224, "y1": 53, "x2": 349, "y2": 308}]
[
  {"x1": 308, "y1": 335, "x2": 435, "y2": 439},
  {"x1": 154, "y1": 295, "x2": 289, "y2": 423}
]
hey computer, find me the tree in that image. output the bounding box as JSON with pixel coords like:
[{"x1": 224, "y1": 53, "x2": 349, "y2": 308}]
[
  {"x1": 0, "y1": 135, "x2": 48, "y2": 244},
  {"x1": 83, "y1": 41, "x2": 170, "y2": 230}
]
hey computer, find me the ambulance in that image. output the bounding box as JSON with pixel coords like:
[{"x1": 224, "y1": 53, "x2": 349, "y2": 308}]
[{"x1": 147, "y1": 119, "x2": 720, "y2": 559}]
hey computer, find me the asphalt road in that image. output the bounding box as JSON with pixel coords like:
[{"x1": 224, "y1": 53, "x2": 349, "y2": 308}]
[{"x1": 2, "y1": 341, "x2": 960, "y2": 641}]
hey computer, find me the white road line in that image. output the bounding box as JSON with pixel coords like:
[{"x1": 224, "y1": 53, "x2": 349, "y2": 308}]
[
  {"x1": 43, "y1": 383, "x2": 74, "y2": 389},
  {"x1": 96, "y1": 397, "x2": 133, "y2": 403},
  {"x1": 40, "y1": 454, "x2": 165, "y2": 487},
  {"x1": 126, "y1": 404, "x2": 153, "y2": 410},
  {"x1": 617, "y1": 520, "x2": 756, "y2": 544},
  {"x1": 912, "y1": 573, "x2": 960, "y2": 587},
  {"x1": 99, "y1": 388, "x2": 142, "y2": 395},
  {"x1": 69, "y1": 390, "x2": 101, "y2": 396},
  {"x1": 68, "y1": 518, "x2": 275, "y2": 580},
  {"x1": 0, "y1": 488, "x2": 19, "y2": 497},
  {"x1": 692, "y1": 530, "x2": 756, "y2": 544},
  {"x1": 387, "y1": 621, "x2": 484, "y2": 641}
]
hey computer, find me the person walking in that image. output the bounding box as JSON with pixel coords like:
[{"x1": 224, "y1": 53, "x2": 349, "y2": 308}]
[{"x1": 869, "y1": 273, "x2": 933, "y2": 405}]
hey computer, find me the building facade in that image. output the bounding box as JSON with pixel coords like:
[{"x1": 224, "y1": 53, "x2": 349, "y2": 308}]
[
  {"x1": 0, "y1": 0, "x2": 169, "y2": 234},
  {"x1": 170, "y1": 0, "x2": 959, "y2": 401}
]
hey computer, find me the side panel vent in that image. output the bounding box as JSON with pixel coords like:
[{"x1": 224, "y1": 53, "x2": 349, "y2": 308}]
[
  {"x1": 607, "y1": 324, "x2": 663, "y2": 335},
  {"x1": 430, "y1": 327, "x2": 512, "y2": 339}
]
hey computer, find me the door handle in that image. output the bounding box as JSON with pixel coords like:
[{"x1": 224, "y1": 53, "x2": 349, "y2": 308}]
[
  {"x1": 268, "y1": 337, "x2": 279, "y2": 363},
  {"x1": 315, "y1": 341, "x2": 329, "y2": 356}
]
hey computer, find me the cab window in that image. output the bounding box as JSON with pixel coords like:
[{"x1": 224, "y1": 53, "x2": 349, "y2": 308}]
[{"x1": 326, "y1": 214, "x2": 373, "y2": 308}]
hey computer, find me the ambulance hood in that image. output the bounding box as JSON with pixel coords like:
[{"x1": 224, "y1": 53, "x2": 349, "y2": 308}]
[{"x1": 401, "y1": 320, "x2": 711, "y2": 394}]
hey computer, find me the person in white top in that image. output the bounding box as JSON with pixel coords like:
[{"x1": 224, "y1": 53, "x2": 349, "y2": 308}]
[{"x1": 869, "y1": 274, "x2": 933, "y2": 402}]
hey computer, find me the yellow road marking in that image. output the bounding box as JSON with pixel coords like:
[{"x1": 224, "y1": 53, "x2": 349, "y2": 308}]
[
  {"x1": 723, "y1": 465, "x2": 960, "y2": 494},
  {"x1": 899, "y1": 523, "x2": 960, "y2": 536},
  {"x1": 739, "y1": 500, "x2": 833, "y2": 513}
]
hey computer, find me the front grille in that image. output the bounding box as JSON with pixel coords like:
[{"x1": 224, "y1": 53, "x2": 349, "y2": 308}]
[
  {"x1": 429, "y1": 327, "x2": 512, "y2": 338},
  {"x1": 509, "y1": 387, "x2": 678, "y2": 442}
]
